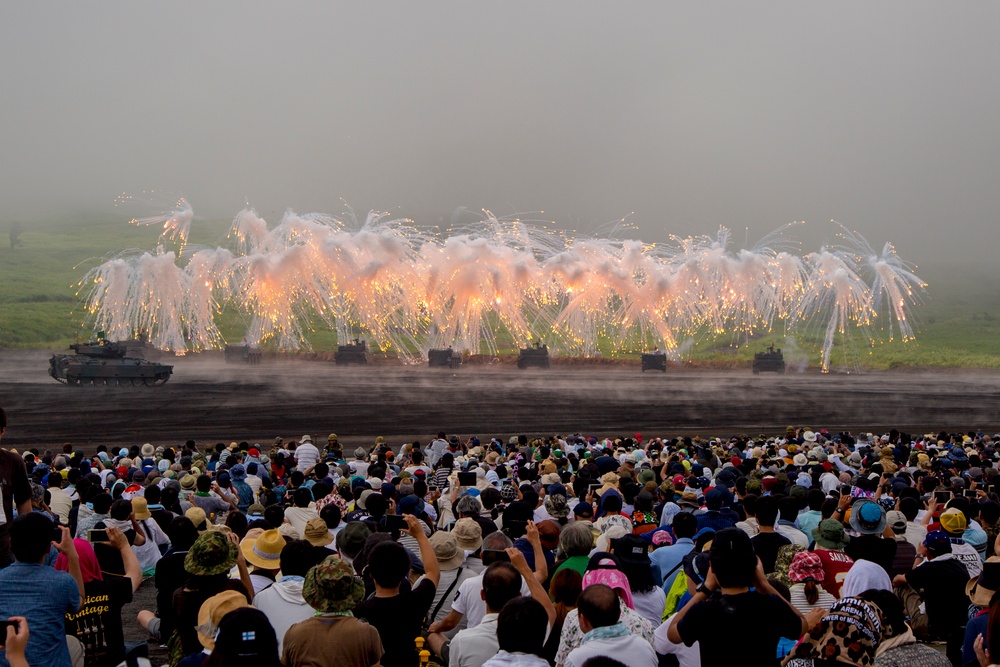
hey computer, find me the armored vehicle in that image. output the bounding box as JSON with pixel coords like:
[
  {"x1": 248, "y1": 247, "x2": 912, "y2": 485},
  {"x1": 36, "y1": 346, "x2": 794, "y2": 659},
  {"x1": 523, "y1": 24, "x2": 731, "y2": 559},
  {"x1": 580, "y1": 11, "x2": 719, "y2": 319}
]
[
  {"x1": 428, "y1": 348, "x2": 461, "y2": 368},
  {"x1": 641, "y1": 352, "x2": 667, "y2": 372},
  {"x1": 49, "y1": 341, "x2": 174, "y2": 386},
  {"x1": 224, "y1": 344, "x2": 263, "y2": 364},
  {"x1": 752, "y1": 345, "x2": 786, "y2": 374},
  {"x1": 517, "y1": 342, "x2": 550, "y2": 369},
  {"x1": 335, "y1": 339, "x2": 374, "y2": 365}
]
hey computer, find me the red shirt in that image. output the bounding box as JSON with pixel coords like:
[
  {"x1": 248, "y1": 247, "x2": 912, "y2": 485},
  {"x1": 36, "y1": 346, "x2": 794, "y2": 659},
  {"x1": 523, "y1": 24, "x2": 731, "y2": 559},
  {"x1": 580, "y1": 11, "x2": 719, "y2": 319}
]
[{"x1": 814, "y1": 547, "x2": 854, "y2": 597}]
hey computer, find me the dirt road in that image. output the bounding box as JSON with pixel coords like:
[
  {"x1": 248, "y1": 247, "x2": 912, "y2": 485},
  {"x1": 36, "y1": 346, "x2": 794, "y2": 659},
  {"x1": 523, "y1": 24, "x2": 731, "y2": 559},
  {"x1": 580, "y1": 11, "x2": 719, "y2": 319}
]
[{"x1": 2, "y1": 350, "x2": 999, "y2": 451}]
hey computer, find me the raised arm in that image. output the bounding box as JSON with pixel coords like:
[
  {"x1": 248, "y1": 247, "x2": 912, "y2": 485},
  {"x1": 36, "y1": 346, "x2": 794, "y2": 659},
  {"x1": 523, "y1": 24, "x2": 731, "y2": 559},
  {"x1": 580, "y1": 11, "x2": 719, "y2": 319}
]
[
  {"x1": 506, "y1": 547, "x2": 556, "y2": 627},
  {"x1": 108, "y1": 526, "x2": 142, "y2": 593},
  {"x1": 405, "y1": 513, "x2": 440, "y2": 587}
]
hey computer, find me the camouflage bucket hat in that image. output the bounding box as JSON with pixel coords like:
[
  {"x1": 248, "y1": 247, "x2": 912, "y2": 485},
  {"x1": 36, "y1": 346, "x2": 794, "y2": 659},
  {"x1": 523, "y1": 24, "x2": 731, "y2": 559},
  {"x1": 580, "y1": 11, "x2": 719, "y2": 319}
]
[
  {"x1": 184, "y1": 530, "x2": 238, "y2": 576},
  {"x1": 771, "y1": 543, "x2": 805, "y2": 589},
  {"x1": 303, "y1": 556, "x2": 365, "y2": 613}
]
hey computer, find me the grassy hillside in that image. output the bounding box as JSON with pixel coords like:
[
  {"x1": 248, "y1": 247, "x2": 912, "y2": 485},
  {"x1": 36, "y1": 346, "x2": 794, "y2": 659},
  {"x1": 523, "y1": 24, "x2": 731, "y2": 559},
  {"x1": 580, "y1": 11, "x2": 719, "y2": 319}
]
[{"x1": 1, "y1": 217, "x2": 997, "y2": 368}]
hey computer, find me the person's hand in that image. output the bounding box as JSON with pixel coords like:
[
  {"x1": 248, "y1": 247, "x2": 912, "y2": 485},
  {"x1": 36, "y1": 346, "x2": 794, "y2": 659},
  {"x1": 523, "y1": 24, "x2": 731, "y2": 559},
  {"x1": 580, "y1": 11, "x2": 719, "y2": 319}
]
[
  {"x1": 926, "y1": 495, "x2": 937, "y2": 513},
  {"x1": 53, "y1": 525, "x2": 76, "y2": 555},
  {"x1": 525, "y1": 520, "x2": 540, "y2": 547},
  {"x1": 805, "y1": 608, "x2": 826, "y2": 630},
  {"x1": 0, "y1": 617, "x2": 28, "y2": 657},
  {"x1": 225, "y1": 531, "x2": 246, "y2": 564},
  {"x1": 428, "y1": 620, "x2": 443, "y2": 634},
  {"x1": 401, "y1": 513, "x2": 424, "y2": 537},
  {"x1": 388, "y1": 498, "x2": 397, "y2": 514},
  {"x1": 107, "y1": 526, "x2": 129, "y2": 551},
  {"x1": 837, "y1": 493, "x2": 852, "y2": 511},
  {"x1": 702, "y1": 566, "x2": 719, "y2": 593},
  {"x1": 505, "y1": 547, "x2": 529, "y2": 573},
  {"x1": 975, "y1": 632, "x2": 991, "y2": 667}
]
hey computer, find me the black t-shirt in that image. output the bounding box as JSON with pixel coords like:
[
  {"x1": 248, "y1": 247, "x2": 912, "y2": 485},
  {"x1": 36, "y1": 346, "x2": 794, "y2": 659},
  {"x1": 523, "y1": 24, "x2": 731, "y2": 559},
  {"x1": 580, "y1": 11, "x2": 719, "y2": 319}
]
[
  {"x1": 173, "y1": 578, "x2": 251, "y2": 655},
  {"x1": 905, "y1": 556, "x2": 971, "y2": 640},
  {"x1": 678, "y1": 591, "x2": 802, "y2": 667},
  {"x1": 845, "y1": 535, "x2": 897, "y2": 577},
  {"x1": 0, "y1": 449, "x2": 32, "y2": 562},
  {"x1": 354, "y1": 578, "x2": 436, "y2": 667},
  {"x1": 751, "y1": 532, "x2": 791, "y2": 573},
  {"x1": 154, "y1": 550, "x2": 189, "y2": 640},
  {"x1": 65, "y1": 575, "x2": 133, "y2": 667}
]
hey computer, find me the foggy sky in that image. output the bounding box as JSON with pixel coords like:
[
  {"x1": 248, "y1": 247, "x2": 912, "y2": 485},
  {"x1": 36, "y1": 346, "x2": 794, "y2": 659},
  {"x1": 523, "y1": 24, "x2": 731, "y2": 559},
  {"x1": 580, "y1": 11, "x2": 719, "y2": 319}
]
[{"x1": 2, "y1": 2, "x2": 998, "y2": 263}]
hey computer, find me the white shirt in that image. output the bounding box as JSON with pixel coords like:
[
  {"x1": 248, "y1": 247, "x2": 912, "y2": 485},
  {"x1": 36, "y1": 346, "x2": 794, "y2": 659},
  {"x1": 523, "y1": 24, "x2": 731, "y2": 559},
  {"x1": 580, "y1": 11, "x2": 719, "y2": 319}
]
[
  {"x1": 653, "y1": 615, "x2": 701, "y2": 667},
  {"x1": 631, "y1": 587, "x2": 667, "y2": 626},
  {"x1": 48, "y1": 487, "x2": 73, "y2": 524},
  {"x1": 776, "y1": 524, "x2": 811, "y2": 548},
  {"x1": 452, "y1": 573, "x2": 531, "y2": 628},
  {"x1": 449, "y1": 612, "x2": 499, "y2": 667},
  {"x1": 294, "y1": 443, "x2": 320, "y2": 471},
  {"x1": 564, "y1": 633, "x2": 657, "y2": 667}
]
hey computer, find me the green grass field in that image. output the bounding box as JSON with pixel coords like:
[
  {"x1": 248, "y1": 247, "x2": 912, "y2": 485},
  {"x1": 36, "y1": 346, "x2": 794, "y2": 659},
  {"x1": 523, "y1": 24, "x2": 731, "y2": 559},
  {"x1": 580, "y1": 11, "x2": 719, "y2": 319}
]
[{"x1": 2, "y1": 216, "x2": 998, "y2": 369}]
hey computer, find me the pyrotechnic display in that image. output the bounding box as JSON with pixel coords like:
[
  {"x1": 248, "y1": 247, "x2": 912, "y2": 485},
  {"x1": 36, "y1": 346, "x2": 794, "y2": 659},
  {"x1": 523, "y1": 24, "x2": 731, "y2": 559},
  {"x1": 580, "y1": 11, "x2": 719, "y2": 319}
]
[{"x1": 80, "y1": 201, "x2": 926, "y2": 371}]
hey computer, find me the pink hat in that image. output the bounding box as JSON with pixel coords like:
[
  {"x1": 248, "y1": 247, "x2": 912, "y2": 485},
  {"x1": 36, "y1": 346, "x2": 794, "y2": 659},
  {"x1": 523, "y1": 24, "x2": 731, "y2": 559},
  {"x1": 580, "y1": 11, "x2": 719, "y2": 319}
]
[
  {"x1": 788, "y1": 551, "x2": 825, "y2": 584},
  {"x1": 582, "y1": 560, "x2": 635, "y2": 610}
]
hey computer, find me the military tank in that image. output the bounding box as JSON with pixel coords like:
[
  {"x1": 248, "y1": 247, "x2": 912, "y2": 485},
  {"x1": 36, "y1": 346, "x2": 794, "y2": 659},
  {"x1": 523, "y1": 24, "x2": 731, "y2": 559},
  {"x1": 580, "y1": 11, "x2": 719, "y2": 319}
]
[
  {"x1": 224, "y1": 343, "x2": 263, "y2": 364},
  {"x1": 752, "y1": 345, "x2": 786, "y2": 374},
  {"x1": 428, "y1": 348, "x2": 461, "y2": 368},
  {"x1": 641, "y1": 351, "x2": 667, "y2": 372},
  {"x1": 517, "y1": 342, "x2": 550, "y2": 369},
  {"x1": 335, "y1": 339, "x2": 374, "y2": 365},
  {"x1": 49, "y1": 341, "x2": 174, "y2": 386}
]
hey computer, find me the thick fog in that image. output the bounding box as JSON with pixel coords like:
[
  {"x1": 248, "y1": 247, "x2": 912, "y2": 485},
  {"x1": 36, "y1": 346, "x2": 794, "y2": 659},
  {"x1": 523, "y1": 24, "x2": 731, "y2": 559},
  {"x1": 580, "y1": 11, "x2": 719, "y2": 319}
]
[{"x1": 1, "y1": 2, "x2": 998, "y2": 262}]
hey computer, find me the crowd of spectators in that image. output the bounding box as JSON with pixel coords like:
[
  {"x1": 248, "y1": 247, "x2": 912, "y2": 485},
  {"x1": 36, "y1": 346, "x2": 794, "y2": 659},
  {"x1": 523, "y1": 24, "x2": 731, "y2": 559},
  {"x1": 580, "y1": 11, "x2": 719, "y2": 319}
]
[{"x1": 3, "y1": 404, "x2": 1000, "y2": 667}]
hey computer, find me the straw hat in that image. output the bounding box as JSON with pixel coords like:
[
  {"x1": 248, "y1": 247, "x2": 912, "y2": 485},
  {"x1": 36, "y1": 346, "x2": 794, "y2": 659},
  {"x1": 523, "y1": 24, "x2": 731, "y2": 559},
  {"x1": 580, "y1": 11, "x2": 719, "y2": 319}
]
[
  {"x1": 240, "y1": 529, "x2": 285, "y2": 570},
  {"x1": 196, "y1": 590, "x2": 251, "y2": 650}
]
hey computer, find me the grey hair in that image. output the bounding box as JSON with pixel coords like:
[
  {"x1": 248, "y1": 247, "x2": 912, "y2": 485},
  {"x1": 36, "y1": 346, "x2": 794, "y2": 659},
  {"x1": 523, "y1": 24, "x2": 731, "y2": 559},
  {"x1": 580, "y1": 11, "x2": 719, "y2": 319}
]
[
  {"x1": 560, "y1": 521, "x2": 595, "y2": 558},
  {"x1": 483, "y1": 531, "x2": 513, "y2": 551},
  {"x1": 455, "y1": 495, "x2": 483, "y2": 516}
]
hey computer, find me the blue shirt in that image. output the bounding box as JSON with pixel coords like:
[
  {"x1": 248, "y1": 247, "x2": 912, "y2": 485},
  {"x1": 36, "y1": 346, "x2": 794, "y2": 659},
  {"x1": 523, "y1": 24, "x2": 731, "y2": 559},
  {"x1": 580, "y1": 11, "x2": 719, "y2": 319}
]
[
  {"x1": 0, "y1": 562, "x2": 80, "y2": 667},
  {"x1": 796, "y1": 509, "x2": 823, "y2": 541},
  {"x1": 650, "y1": 537, "x2": 695, "y2": 591}
]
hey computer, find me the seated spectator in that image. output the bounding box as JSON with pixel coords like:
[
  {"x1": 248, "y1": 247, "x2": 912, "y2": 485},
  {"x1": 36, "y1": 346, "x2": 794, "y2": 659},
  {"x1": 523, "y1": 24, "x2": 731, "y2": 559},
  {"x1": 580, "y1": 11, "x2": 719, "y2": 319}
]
[
  {"x1": 886, "y1": 509, "x2": 917, "y2": 578},
  {"x1": 750, "y1": 496, "x2": 791, "y2": 574},
  {"x1": 203, "y1": 608, "x2": 280, "y2": 667},
  {"x1": 58, "y1": 529, "x2": 141, "y2": 667},
  {"x1": 334, "y1": 521, "x2": 370, "y2": 572},
  {"x1": 132, "y1": 496, "x2": 170, "y2": 575},
  {"x1": 667, "y1": 527, "x2": 822, "y2": 665},
  {"x1": 938, "y1": 506, "x2": 983, "y2": 578},
  {"x1": 786, "y1": 551, "x2": 836, "y2": 614},
  {"x1": 811, "y1": 518, "x2": 854, "y2": 598},
  {"x1": 891, "y1": 530, "x2": 970, "y2": 641},
  {"x1": 782, "y1": 596, "x2": 884, "y2": 666},
  {"x1": 845, "y1": 499, "x2": 897, "y2": 578},
  {"x1": 858, "y1": 588, "x2": 951, "y2": 667},
  {"x1": 0, "y1": 515, "x2": 83, "y2": 667},
  {"x1": 177, "y1": 590, "x2": 250, "y2": 667},
  {"x1": 482, "y1": 596, "x2": 551, "y2": 667},
  {"x1": 353, "y1": 513, "x2": 440, "y2": 667},
  {"x1": 282, "y1": 556, "x2": 383, "y2": 667},
  {"x1": 440, "y1": 561, "x2": 526, "y2": 667},
  {"x1": 611, "y1": 534, "x2": 665, "y2": 625},
  {"x1": 285, "y1": 487, "x2": 319, "y2": 537},
  {"x1": 650, "y1": 511, "x2": 697, "y2": 591},
  {"x1": 170, "y1": 531, "x2": 252, "y2": 658},
  {"x1": 426, "y1": 530, "x2": 477, "y2": 631},
  {"x1": 138, "y1": 516, "x2": 200, "y2": 644},
  {"x1": 963, "y1": 559, "x2": 1000, "y2": 666},
  {"x1": 543, "y1": 569, "x2": 582, "y2": 664},
  {"x1": 253, "y1": 539, "x2": 326, "y2": 654},
  {"x1": 564, "y1": 584, "x2": 657, "y2": 667},
  {"x1": 553, "y1": 521, "x2": 596, "y2": 579},
  {"x1": 239, "y1": 529, "x2": 285, "y2": 596},
  {"x1": 554, "y1": 557, "x2": 655, "y2": 666}
]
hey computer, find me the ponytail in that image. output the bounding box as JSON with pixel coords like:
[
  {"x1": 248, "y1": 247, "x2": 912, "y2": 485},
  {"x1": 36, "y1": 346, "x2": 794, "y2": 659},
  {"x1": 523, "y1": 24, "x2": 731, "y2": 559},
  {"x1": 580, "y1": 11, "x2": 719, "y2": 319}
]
[{"x1": 804, "y1": 578, "x2": 819, "y2": 605}]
